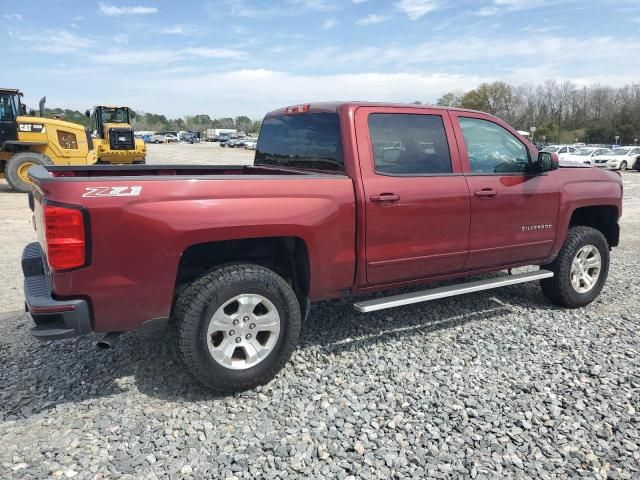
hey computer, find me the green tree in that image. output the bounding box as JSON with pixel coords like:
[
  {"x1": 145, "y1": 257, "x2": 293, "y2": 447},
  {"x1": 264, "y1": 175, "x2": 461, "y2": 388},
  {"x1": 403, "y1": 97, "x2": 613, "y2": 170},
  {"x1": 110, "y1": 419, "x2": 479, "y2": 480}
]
[
  {"x1": 235, "y1": 115, "x2": 252, "y2": 133},
  {"x1": 250, "y1": 120, "x2": 262, "y2": 134},
  {"x1": 460, "y1": 82, "x2": 517, "y2": 119},
  {"x1": 436, "y1": 92, "x2": 462, "y2": 108}
]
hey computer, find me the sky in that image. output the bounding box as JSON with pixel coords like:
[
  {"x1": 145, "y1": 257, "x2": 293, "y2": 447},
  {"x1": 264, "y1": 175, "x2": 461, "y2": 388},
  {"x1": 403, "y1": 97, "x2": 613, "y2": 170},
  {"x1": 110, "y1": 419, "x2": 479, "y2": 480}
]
[{"x1": 2, "y1": 0, "x2": 640, "y2": 119}]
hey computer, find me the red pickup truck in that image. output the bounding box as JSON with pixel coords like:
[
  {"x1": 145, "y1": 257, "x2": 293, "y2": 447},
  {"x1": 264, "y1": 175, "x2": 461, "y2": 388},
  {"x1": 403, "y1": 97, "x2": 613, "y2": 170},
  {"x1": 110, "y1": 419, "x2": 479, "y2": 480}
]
[{"x1": 23, "y1": 102, "x2": 623, "y2": 392}]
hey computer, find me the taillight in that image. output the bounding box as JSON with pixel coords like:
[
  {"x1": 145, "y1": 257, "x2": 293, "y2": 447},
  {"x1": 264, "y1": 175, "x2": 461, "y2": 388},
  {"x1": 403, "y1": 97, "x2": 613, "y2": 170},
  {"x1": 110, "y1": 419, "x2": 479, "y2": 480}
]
[{"x1": 43, "y1": 204, "x2": 87, "y2": 271}]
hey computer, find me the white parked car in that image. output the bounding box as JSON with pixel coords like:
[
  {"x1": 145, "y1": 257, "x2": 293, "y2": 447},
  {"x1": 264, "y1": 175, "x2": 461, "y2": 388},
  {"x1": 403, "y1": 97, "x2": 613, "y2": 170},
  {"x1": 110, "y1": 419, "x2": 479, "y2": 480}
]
[
  {"x1": 164, "y1": 134, "x2": 178, "y2": 143},
  {"x1": 592, "y1": 147, "x2": 640, "y2": 171},
  {"x1": 244, "y1": 140, "x2": 257, "y2": 150},
  {"x1": 563, "y1": 147, "x2": 612, "y2": 165},
  {"x1": 541, "y1": 145, "x2": 578, "y2": 161}
]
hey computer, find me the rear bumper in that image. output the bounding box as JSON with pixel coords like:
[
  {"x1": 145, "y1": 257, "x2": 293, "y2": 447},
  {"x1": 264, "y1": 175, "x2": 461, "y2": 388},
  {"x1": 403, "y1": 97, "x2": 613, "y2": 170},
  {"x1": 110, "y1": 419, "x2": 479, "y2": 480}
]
[{"x1": 22, "y1": 242, "x2": 92, "y2": 341}]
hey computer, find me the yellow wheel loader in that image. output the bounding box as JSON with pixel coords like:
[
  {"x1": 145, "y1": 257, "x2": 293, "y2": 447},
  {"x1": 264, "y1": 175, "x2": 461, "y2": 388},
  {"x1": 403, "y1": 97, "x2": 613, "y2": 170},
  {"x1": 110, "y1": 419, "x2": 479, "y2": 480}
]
[
  {"x1": 86, "y1": 105, "x2": 146, "y2": 165},
  {"x1": 0, "y1": 89, "x2": 147, "y2": 192},
  {"x1": 0, "y1": 88, "x2": 98, "y2": 192}
]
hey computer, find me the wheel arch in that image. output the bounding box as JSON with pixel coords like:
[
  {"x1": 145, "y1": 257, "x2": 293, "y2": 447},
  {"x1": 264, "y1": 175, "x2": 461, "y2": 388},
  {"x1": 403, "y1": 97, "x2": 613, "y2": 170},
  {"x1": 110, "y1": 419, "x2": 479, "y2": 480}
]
[
  {"x1": 174, "y1": 236, "x2": 311, "y2": 314},
  {"x1": 568, "y1": 205, "x2": 619, "y2": 247}
]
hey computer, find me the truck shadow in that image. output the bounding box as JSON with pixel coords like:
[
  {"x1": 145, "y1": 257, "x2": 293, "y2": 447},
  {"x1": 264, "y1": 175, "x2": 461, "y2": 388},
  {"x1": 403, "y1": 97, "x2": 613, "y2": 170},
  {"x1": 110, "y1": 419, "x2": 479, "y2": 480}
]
[{"x1": 0, "y1": 281, "x2": 557, "y2": 418}]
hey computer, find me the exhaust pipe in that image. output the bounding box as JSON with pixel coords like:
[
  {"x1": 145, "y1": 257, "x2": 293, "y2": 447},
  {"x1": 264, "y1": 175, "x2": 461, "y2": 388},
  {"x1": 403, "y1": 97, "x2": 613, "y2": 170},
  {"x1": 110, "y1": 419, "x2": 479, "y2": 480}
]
[
  {"x1": 96, "y1": 332, "x2": 122, "y2": 349},
  {"x1": 38, "y1": 96, "x2": 46, "y2": 117}
]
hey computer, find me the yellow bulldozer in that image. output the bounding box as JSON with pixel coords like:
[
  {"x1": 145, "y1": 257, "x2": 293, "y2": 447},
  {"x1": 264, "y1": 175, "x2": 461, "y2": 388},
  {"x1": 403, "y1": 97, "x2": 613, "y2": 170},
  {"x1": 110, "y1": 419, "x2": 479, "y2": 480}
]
[{"x1": 0, "y1": 88, "x2": 146, "y2": 192}]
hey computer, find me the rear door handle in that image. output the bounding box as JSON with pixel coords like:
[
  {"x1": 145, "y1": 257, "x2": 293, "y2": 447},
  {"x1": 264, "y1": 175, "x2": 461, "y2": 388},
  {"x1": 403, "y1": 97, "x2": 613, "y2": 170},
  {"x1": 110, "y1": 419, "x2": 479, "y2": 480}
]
[
  {"x1": 370, "y1": 193, "x2": 400, "y2": 204},
  {"x1": 474, "y1": 188, "x2": 497, "y2": 199}
]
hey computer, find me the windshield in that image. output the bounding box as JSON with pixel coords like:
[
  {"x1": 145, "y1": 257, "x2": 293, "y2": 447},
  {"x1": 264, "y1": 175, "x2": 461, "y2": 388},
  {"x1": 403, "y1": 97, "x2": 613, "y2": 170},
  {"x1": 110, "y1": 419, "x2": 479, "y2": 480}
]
[
  {"x1": 573, "y1": 148, "x2": 595, "y2": 156},
  {"x1": 101, "y1": 107, "x2": 130, "y2": 124},
  {"x1": 542, "y1": 146, "x2": 559, "y2": 153},
  {"x1": 611, "y1": 148, "x2": 630, "y2": 156},
  {"x1": 0, "y1": 93, "x2": 19, "y2": 121},
  {"x1": 255, "y1": 113, "x2": 344, "y2": 172}
]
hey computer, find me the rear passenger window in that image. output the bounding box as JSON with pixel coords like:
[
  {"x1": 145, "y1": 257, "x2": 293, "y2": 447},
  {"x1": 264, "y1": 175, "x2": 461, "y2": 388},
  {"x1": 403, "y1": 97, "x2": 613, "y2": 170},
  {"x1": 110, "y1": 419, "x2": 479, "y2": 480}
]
[
  {"x1": 368, "y1": 114, "x2": 452, "y2": 175},
  {"x1": 459, "y1": 117, "x2": 529, "y2": 174}
]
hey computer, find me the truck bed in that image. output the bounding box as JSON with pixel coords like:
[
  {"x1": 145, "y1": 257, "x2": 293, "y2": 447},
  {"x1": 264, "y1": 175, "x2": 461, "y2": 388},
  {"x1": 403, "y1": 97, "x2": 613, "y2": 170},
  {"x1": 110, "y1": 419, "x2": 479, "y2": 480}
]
[
  {"x1": 27, "y1": 164, "x2": 357, "y2": 333},
  {"x1": 38, "y1": 164, "x2": 318, "y2": 179}
]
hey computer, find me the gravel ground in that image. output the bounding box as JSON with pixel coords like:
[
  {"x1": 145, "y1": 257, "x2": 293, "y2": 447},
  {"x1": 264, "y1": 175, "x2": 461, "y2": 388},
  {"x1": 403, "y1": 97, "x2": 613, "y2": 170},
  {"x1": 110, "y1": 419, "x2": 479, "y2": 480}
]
[{"x1": 1, "y1": 150, "x2": 639, "y2": 479}]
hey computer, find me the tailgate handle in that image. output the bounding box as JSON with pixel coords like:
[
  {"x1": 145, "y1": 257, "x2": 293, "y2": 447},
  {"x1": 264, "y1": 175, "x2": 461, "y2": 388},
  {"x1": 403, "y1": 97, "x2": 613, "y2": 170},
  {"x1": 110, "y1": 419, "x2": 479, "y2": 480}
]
[
  {"x1": 474, "y1": 188, "x2": 497, "y2": 199},
  {"x1": 370, "y1": 193, "x2": 400, "y2": 204}
]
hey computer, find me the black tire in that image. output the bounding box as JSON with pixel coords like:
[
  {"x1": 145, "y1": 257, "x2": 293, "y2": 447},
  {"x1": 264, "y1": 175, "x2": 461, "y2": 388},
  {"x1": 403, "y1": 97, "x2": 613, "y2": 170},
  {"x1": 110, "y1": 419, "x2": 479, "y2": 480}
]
[
  {"x1": 619, "y1": 161, "x2": 627, "y2": 171},
  {"x1": 173, "y1": 264, "x2": 301, "y2": 392},
  {"x1": 5, "y1": 152, "x2": 52, "y2": 192},
  {"x1": 541, "y1": 226, "x2": 609, "y2": 308}
]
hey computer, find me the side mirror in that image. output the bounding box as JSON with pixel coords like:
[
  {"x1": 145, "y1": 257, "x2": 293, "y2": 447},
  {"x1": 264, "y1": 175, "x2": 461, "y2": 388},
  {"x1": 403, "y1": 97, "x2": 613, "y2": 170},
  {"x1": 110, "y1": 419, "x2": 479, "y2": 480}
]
[
  {"x1": 85, "y1": 110, "x2": 91, "y2": 118},
  {"x1": 535, "y1": 151, "x2": 559, "y2": 172},
  {"x1": 20, "y1": 105, "x2": 27, "y2": 116}
]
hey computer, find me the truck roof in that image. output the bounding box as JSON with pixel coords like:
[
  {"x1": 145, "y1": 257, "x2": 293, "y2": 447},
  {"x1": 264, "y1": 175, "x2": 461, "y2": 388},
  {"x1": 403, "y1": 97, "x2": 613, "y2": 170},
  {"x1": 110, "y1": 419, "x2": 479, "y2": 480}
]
[
  {"x1": 0, "y1": 88, "x2": 22, "y2": 95},
  {"x1": 265, "y1": 101, "x2": 484, "y2": 118}
]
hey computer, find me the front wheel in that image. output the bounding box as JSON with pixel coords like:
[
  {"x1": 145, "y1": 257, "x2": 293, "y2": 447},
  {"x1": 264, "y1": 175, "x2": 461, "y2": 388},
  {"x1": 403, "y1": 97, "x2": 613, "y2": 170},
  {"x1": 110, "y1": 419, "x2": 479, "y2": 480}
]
[
  {"x1": 5, "y1": 152, "x2": 52, "y2": 192},
  {"x1": 541, "y1": 226, "x2": 609, "y2": 308},
  {"x1": 619, "y1": 161, "x2": 627, "y2": 171},
  {"x1": 173, "y1": 264, "x2": 301, "y2": 392}
]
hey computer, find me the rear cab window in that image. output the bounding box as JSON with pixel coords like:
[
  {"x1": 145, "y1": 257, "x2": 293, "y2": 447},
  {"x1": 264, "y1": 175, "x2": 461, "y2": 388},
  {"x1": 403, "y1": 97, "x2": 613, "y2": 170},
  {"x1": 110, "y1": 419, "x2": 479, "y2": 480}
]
[{"x1": 255, "y1": 113, "x2": 344, "y2": 172}]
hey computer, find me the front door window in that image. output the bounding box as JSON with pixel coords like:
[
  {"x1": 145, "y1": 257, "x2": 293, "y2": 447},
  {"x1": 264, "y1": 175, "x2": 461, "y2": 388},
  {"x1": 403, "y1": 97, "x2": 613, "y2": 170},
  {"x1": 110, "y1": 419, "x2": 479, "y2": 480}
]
[{"x1": 459, "y1": 117, "x2": 529, "y2": 174}]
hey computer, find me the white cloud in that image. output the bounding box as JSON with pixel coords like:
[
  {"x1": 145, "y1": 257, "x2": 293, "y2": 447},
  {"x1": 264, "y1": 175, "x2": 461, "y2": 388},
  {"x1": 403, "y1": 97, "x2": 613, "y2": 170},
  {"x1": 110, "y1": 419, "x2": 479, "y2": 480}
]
[
  {"x1": 160, "y1": 24, "x2": 200, "y2": 36},
  {"x1": 3, "y1": 14, "x2": 22, "y2": 21},
  {"x1": 221, "y1": 1, "x2": 288, "y2": 18},
  {"x1": 323, "y1": 18, "x2": 337, "y2": 29},
  {"x1": 395, "y1": 0, "x2": 440, "y2": 20},
  {"x1": 147, "y1": 69, "x2": 489, "y2": 116},
  {"x1": 476, "y1": 7, "x2": 499, "y2": 16},
  {"x1": 304, "y1": 34, "x2": 640, "y2": 68},
  {"x1": 91, "y1": 46, "x2": 246, "y2": 65},
  {"x1": 8, "y1": 29, "x2": 94, "y2": 53},
  {"x1": 478, "y1": 0, "x2": 565, "y2": 15},
  {"x1": 355, "y1": 14, "x2": 389, "y2": 25},
  {"x1": 99, "y1": 3, "x2": 157, "y2": 16},
  {"x1": 181, "y1": 47, "x2": 246, "y2": 59},
  {"x1": 289, "y1": 0, "x2": 336, "y2": 11},
  {"x1": 219, "y1": 0, "x2": 335, "y2": 18}
]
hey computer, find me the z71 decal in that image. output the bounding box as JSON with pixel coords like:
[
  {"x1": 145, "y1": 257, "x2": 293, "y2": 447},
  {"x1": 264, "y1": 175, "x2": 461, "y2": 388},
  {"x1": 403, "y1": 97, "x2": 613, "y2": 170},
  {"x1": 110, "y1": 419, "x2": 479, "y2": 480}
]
[{"x1": 83, "y1": 186, "x2": 142, "y2": 198}]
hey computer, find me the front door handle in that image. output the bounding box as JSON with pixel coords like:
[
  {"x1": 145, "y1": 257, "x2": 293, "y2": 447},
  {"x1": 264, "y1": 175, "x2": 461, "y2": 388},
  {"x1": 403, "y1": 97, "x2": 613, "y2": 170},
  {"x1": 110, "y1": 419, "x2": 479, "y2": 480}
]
[
  {"x1": 474, "y1": 188, "x2": 497, "y2": 199},
  {"x1": 370, "y1": 193, "x2": 400, "y2": 204}
]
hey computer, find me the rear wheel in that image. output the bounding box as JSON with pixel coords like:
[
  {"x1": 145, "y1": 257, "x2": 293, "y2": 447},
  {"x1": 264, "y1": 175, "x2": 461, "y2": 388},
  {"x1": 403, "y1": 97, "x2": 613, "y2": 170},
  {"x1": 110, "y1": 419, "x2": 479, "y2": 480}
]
[
  {"x1": 541, "y1": 226, "x2": 609, "y2": 308},
  {"x1": 173, "y1": 264, "x2": 301, "y2": 392},
  {"x1": 6, "y1": 152, "x2": 52, "y2": 192}
]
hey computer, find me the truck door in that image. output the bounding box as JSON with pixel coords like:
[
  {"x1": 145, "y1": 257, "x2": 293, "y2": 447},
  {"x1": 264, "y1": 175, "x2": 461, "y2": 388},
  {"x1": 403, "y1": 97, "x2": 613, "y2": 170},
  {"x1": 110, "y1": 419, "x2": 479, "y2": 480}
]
[
  {"x1": 449, "y1": 111, "x2": 560, "y2": 270},
  {"x1": 355, "y1": 106, "x2": 471, "y2": 285}
]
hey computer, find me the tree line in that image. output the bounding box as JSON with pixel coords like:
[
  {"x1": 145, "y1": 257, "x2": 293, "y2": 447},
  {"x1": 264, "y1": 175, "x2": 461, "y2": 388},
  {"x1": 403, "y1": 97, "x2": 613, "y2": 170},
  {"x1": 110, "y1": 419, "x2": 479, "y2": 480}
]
[
  {"x1": 131, "y1": 113, "x2": 261, "y2": 134},
  {"x1": 40, "y1": 108, "x2": 262, "y2": 134},
  {"x1": 434, "y1": 80, "x2": 640, "y2": 145}
]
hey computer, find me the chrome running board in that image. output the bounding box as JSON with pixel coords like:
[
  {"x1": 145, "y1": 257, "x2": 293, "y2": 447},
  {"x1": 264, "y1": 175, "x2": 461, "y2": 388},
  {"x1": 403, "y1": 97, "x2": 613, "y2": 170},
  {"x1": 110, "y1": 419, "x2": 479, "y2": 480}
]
[{"x1": 353, "y1": 270, "x2": 554, "y2": 313}]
